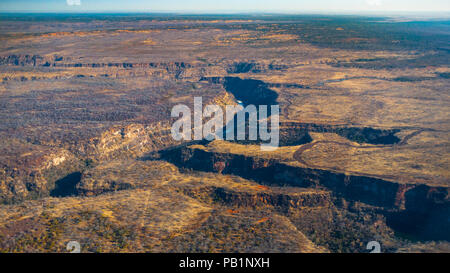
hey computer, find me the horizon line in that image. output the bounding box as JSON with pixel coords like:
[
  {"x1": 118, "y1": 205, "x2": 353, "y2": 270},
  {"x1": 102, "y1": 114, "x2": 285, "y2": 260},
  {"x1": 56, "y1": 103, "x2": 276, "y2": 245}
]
[{"x1": 1, "y1": 10, "x2": 450, "y2": 16}]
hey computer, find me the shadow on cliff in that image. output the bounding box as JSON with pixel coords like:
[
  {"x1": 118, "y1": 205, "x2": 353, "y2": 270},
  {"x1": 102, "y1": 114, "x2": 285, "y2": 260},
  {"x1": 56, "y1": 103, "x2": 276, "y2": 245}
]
[{"x1": 50, "y1": 172, "x2": 82, "y2": 197}]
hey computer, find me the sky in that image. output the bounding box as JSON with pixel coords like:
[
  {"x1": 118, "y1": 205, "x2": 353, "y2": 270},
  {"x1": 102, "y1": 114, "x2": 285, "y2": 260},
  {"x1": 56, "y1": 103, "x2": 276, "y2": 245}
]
[{"x1": 0, "y1": 0, "x2": 449, "y2": 13}]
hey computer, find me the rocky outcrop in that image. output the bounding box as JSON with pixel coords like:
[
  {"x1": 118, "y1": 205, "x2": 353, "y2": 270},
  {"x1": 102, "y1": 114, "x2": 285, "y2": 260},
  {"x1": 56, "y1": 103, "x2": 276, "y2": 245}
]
[
  {"x1": 0, "y1": 54, "x2": 64, "y2": 66},
  {"x1": 279, "y1": 122, "x2": 401, "y2": 145},
  {"x1": 0, "y1": 146, "x2": 82, "y2": 203},
  {"x1": 75, "y1": 122, "x2": 177, "y2": 160},
  {"x1": 226, "y1": 62, "x2": 288, "y2": 74},
  {"x1": 182, "y1": 185, "x2": 331, "y2": 210},
  {"x1": 75, "y1": 160, "x2": 177, "y2": 196},
  {"x1": 0, "y1": 55, "x2": 189, "y2": 69}
]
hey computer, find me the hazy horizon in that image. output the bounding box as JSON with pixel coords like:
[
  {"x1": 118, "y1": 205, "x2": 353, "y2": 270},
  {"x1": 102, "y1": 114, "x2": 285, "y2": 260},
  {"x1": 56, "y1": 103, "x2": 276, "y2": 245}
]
[{"x1": 1, "y1": 0, "x2": 449, "y2": 14}]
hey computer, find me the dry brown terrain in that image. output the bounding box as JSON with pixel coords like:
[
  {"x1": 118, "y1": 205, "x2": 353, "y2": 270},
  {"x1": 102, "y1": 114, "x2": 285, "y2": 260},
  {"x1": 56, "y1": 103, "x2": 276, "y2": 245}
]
[{"x1": 0, "y1": 14, "x2": 448, "y2": 253}]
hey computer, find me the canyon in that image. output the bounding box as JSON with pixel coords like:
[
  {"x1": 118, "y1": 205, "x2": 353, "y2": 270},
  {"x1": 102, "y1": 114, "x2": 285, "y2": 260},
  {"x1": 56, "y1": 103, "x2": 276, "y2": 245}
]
[{"x1": 0, "y1": 14, "x2": 449, "y2": 253}]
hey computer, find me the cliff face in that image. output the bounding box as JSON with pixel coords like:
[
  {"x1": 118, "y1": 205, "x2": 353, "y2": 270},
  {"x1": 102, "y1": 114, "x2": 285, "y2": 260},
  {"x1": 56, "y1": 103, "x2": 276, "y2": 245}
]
[
  {"x1": 0, "y1": 55, "x2": 191, "y2": 69},
  {"x1": 0, "y1": 87, "x2": 236, "y2": 204},
  {"x1": 0, "y1": 123, "x2": 178, "y2": 203},
  {"x1": 0, "y1": 143, "x2": 81, "y2": 203},
  {"x1": 226, "y1": 62, "x2": 288, "y2": 74},
  {"x1": 182, "y1": 186, "x2": 331, "y2": 210},
  {"x1": 76, "y1": 159, "x2": 331, "y2": 211},
  {"x1": 0, "y1": 56, "x2": 287, "y2": 77},
  {"x1": 0, "y1": 54, "x2": 62, "y2": 66},
  {"x1": 162, "y1": 144, "x2": 450, "y2": 241},
  {"x1": 0, "y1": 123, "x2": 179, "y2": 203},
  {"x1": 75, "y1": 122, "x2": 177, "y2": 160},
  {"x1": 0, "y1": 55, "x2": 218, "y2": 82}
]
